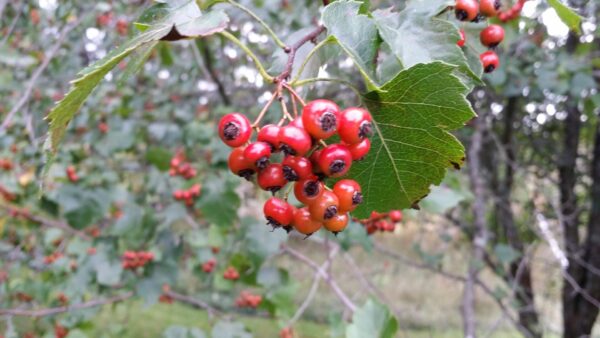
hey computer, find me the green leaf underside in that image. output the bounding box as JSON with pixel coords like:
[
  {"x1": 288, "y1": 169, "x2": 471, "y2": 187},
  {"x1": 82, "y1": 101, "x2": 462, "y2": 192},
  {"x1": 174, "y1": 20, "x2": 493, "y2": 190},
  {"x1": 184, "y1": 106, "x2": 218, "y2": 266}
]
[
  {"x1": 346, "y1": 300, "x2": 398, "y2": 338},
  {"x1": 46, "y1": 1, "x2": 229, "y2": 153},
  {"x1": 372, "y1": 0, "x2": 482, "y2": 86},
  {"x1": 547, "y1": 0, "x2": 582, "y2": 34},
  {"x1": 349, "y1": 62, "x2": 475, "y2": 218},
  {"x1": 322, "y1": 0, "x2": 381, "y2": 88}
]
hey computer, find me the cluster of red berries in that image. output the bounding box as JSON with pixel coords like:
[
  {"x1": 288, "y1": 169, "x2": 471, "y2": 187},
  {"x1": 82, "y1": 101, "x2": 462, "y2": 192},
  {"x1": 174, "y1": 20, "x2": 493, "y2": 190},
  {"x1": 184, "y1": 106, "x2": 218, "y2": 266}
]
[
  {"x1": 223, "y1": 266, "x2": 240, "y2": 280},
  {"x1": 56, "y1": 293, "x2": 69, "y2": 306},
  {"x1": 235, "y1": 291, "x2": 262, "y2": 308},
  {"x1": 98, "y1": 121, "x2": 109, "y2": 134},
  {"x1": 360, "y1": 210, "x2": 403, "y2": 235},
  {"x1": 202, "y1": 258, "x2": 217, "y2": 273},
  {"x1": 43, "y1": 252, "x2": 64, "y2": 265},
  {"x1": 172, "y1": 184, "x2": 201, "y2": 206},
  {"x1": 66, "y1": 166, "x2": 78, "y2": 183},
  {"x1": 454, "y1": 0, "x2": 508, "y2": 73},
  {"x1": 0, "y1": 158, "x2": 13, "y2": 171},
  {"x1": 54, "y1": 324, "x2": 69, "y2": 338},
  {"x1": 220, "y1": 99, "x2": 373, "y2": 235},
  {"x1": 121, "y1": 251, "x2": 154, "y2": 270},
  {"x1": 169, "y1": 152, "x2": 197, "y2": 179}
]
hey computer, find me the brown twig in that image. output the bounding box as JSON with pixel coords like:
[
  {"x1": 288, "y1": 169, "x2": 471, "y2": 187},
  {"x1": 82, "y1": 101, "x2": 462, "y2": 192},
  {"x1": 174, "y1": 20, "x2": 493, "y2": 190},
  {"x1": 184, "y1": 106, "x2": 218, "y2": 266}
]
[
  {"x1": 163, "y1": 290, "x2": 219, "y2": 317},
  {"x1": 0, "y1": 292, "x2": 133, "y2": 317},
  {"x1": 274, "y1": 25, "x2": 326, "y2": 84}
]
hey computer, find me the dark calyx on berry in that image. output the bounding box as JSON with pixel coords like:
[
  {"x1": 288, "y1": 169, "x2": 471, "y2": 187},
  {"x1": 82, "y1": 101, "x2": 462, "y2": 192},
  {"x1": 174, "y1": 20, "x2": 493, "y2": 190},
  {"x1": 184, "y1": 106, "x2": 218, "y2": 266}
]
[
  {"x1": 238, "y1": 169, "x2": 255, "y2": 181},
  {"x1": 280, "y1": 144, "x2": 296, "y2": 156},
  {"x1": 485, "y1": 65, "x2": 496, "y2": 73},
  {"x1": 324, "y1": 206, "x2": 338, "y2": 220},
  {"x1": 359, "y1": 121, "x2": 373, "y2": 139},
  {"x1": 493, "y1": 0, "x2": 501, "y2": 9},
  {"x1": 223, "y1": 122, "x2": 240, "y2": 140},
  {"x1": 329, "y1": 160, "x2": 346, "y2": 175},
  {"x1": 304, "y1": 180, "x2": 321, "y2": 197},
  {"x1": 266, "y1": 216, "x2": 282, "y2": 228},
  {"x1": 455, "y1": 10, "x2": 468, "y2": 21},
  {"x1": 256, "y1": 157, "x2": 269, "y2": 170},
  {"x1": 352, "y1": 192, "x2": 363, "y2": 205},
  {"x1": 282, "y1": 225, "x2": 293, "y2": 233},
  {"x1": 282, "y1": 166, "x2": 299, "y2": 181},
  {"x1": 320, "y1": 112, "x2": 337, "y2": 132},
  {"x1": 471, "y1": 14, "x2": 484, "y2": 23}
]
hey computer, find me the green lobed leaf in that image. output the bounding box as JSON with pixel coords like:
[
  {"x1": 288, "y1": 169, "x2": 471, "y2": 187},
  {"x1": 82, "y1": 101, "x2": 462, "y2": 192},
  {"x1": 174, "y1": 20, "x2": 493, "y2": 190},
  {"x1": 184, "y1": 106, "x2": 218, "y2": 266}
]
[
  {"x1": 322, "y1": 0, "x2": 381, "y2": 88},
  {"x1": 196, "y1": 175, "x2": 240, "y2": 227},
  {"x1": 45, "y1": 1, "x2": 229, "y2": 154},
  {"x1": 349, "y1": 62, "x2": 475, "y2": 217},
  {"x1": 547, "y1": 0, "x2": 582, "y2": 34},
  {"x1": 346, "y1": 299, "x2": 398, "y2": 338},
  {"x1": 372, "y1": 0, "x2": 481, "y2": 86}
]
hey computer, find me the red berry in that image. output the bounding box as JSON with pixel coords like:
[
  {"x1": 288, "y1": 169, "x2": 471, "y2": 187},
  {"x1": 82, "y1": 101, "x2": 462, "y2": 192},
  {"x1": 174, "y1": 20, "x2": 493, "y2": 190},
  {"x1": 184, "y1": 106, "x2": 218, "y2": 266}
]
[
  {"x1": 480, "y1": 51, "x2": 499, "y2": 73},
  {"x1": 457, "y1": 29, "x2": 466, "y2": 47},
  {"x1": 257, "y1": 164, "x2": 287, "y2": 193},
  {"x1": 173, "y1": 190, "x2": 183, "y2": 200},
  {"x1": 323, "y1": 213, "x2": 349, "y2": 234},
  {"x1": 480, "y1": 25, "x2": 505, "y2": 48},
  {"x1": 318, "y1": 144, "x2": 353, "y2": 177},
  {"x1": 244, "y1": 142, "x2": 272, "y2": 169},
  {"x1": 309, "y1": 149, "x2": 323, "y2": 174},
  {"x1": 480, "y1": 0, "x2": 501, "y2": 17},
  {"x1": 302, "y1": 99, "x2": 340, "y2": 139},
  {"x1": 279, "y1": 125, "x2": 312, "y2": 156},
  {"x1": 347, "y1": 138, "x2": 371, "y2": 161},
  {"x1": 309, "y1": 191, "x2": 339, "y2": 222},
  {"x1": 292, "y1": 207, "x2": 322, "y2": 236},
  {"x1": 333, "y1": 179, "x2": 363, "y2": 213},
  {"x1": 290, "y1": 118, "x2": 304, "y2": 129},
  {"x1": 338, "y1": 108, "x2": 373, "y2": 145},
  {"x1": 389, "y1": 210, "x2": 403, "y2": 222},
  {"x1": 455, "y1": 0, "x2": 479, "y2": 21},
  {"x1": 228, "y1": 147, "x2": 256, "y2": 180},
  {"x1": 282, "y1": 156, "x2": 313, "y2": 181},
  {"x1": 218, "y1": 113, "x2": 252, "y2": 147},
  {"x1": 257, "y1": 124, "x2": 281, "y2": 151},
  {"x1": 264, "y1": 197, "x2": 295, "y2": 228},
  {"x1": 294, "y1": 178, "x2": 324, "y2": 205}
]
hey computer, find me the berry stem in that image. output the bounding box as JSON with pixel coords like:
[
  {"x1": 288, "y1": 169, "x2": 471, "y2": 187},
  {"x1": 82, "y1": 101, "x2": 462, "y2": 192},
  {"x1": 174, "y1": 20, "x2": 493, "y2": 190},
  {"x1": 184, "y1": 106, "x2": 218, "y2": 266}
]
[
  {"x1": 219, "y1": 31, "x2": 274, "y2": 83},
  {"x1": 252, "y1": 91, "x2": 278, "y2": 128},
  {"x1": 279, "y1": 95, "x2": 294, "y2": 121},
  {"x1": 226, "y1": 0, "x2": 287, "y2": 49},
  {"x1": 290, "y1": 91, "x2": 299, "y2": 119},
  {"x1": 283, "y1": 83, "x2": 306, "y2": 107}
]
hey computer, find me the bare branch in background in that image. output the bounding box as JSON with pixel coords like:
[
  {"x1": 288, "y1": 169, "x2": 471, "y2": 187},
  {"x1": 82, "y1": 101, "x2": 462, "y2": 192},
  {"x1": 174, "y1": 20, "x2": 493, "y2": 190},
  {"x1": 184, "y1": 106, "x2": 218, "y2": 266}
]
[{"x1": 163, "y1": 289, "x2": 219, "y2": 318}]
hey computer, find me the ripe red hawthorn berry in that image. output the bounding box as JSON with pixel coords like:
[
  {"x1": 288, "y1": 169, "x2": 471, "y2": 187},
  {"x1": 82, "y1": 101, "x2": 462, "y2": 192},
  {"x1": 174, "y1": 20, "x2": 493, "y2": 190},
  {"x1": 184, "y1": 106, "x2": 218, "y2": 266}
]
[
  {"x1": 223, "y1": 266, "x2": 240, "y2": 280},
  {"x1": 480, "y1": 0, "x2": 501, "y2": 17},
  {"x1": 333, "y1": 179, "x2": 363, "y2": 213},
  {"x1": 323, "y1": 213, "x2": 349, "y2": 234},
  {"x1": 282, "y1": 156, "x2": 313, "y2": 181},
  {"x1": 347, "y1": 138, "x2": 371, "y2": 161},
  {"x1": 318, "y1": 144, "x2": 353, "y2": 177},
  {"x1": 480, "y1": 25, "x2": 505, "y2": 48},
  {"x1": 455, "y1": 0, "x2": 479, "y2": 21},
  {"x1": 280, "y1": 327, "x2": 294, "y2": 338},
  {"x1": 278, "y1": 125, "x2": 312, "y2": 156},
  {"x1": 292, "y1": 207, "x2": 322, "y2": 236},
  {"x1": 98, "y1": 122, "x2": 109, "y2": 133},
  {"x1": 294, "y1": 177, "x2": 325, "y2": 205},
  {"x1": 302, "y1": 99, "x2": 340, "y2": 139},
  {"x1": 228, "y1": 147, "x2": 256, "y2": 180},
  {"x1": 309, "y1": 149, "x2": 324, "y2": 175},
  {"x1": 202, "y1": 258, "x2": 216, "y2": 273},
  {"x1": 338, "y1": 108, "x2": 373, "y2": 145},
  {"x1": 264, "y1": 197, "x2": 295, "y2": 229},
  {"x1": 309, "y1": 190, "x2": 339, "y2": 222},
  {"x1": 258, "y1": 164, "x2": 287, "y2": 193},
  {"x1": 480, "y1": 51, "x2": 500, "y2": 73},
  {"x1": 457, "y1": 29, "x2": 466, "y2": 47},
  {"x1": 244, "y1": 142, "x2": 272, "y2": 169},
  {"x1": 389, "y1": 210, "x2": 403, "y2": 222},
  {"x1": 219, "y1": 113, "x2": 252, "y2": 147},
  {"x1": 257, "y1": 124, "x2": 281, "y2": 151},
  {"x1": 116, "y1": 19, "x2": 128, "y2": 36}
]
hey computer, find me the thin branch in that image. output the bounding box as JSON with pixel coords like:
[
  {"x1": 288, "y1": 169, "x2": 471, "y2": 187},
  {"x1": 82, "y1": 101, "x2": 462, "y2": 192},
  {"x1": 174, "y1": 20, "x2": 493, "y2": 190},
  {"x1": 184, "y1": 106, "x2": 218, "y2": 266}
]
[
  {"x1": 0, "y1": 292, "x2": 133, "y2": 317},
  {"x1": 283, "y1": 245, "x2": 357, "y2": 312},
  {"x1": 0, "y1": 202, "x2": 90, "y2": 240},
  {"x1": 0, "y1": 0, "x2": 24, "y2": 46},
  {"x1": 163, "y1": 290, "x2": 219, "y2": 317},
  {"x1": 226, "y1": 0, "x2": 286, "y2": 49},
  {"x1": 290, "y1": 38, "x2": 330, "y2": 84},
  {"x1": 274, "y1": 25, "x2": 326, "y2": 84},
  {"x1": 0, "y1": 18, "x2": 80, "y2": 132},
  {"x1": 192, "y1": 41, "x2": 231, "y2": 105}
]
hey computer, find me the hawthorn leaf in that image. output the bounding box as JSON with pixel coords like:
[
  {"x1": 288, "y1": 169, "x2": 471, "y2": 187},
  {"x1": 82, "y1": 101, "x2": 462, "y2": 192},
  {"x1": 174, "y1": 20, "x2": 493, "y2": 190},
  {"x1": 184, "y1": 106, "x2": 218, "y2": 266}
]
[
  {"x1": 210, "y1": 321, "x2": 252, "y2": 338},
  {"x1": 349, "y1": 62, "x2": 475, "y2": 218},
  {"x1": 346, "y1": 300, "x2": 398, "y2": 338},
  {"x1": 45, "y1": 1, "x2": 229, "y2": 154},
  {"x1": 322, "y1": 0, "x2": 381, "y2": 88},
  {"x1": 547, "y1": 0, "x2": 582, "y2": 34},
  {"x1": 372, "y1": 0, "x2": 482, "y2": 86}
]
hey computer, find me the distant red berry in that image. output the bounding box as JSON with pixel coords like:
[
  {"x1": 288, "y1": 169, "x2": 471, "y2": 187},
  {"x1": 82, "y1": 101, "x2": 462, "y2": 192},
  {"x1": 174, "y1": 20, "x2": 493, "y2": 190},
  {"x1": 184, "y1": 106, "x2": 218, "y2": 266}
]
[
  {"x1": 480, "y1": 51, "x2": 499, "y2": 73},
  {"x1": 480, "y1": 0, "x2": 501, "y2": 17},
  {"x1": 389, "y1": 210, "x2": 403, "y2": 222},
  {"x1": 480, "y1": 25, "x2": 505, "y2": 48},
  {"x1": 457, "y1": 29, "x2": 466, "y2": 47},
  {"x1": 455, "y1": 0, "x2": 479, "y2": 21}
]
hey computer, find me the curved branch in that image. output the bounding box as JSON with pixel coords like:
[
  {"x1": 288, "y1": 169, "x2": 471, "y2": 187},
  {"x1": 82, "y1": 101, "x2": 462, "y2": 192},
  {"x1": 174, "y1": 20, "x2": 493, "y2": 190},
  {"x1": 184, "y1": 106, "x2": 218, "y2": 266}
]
[
  {"x1": 226, "y1": 0, "x2": 286, "y2": 49},
  {"x1": 0, "y1": 292, "x2": 133, "y2": 317},
  {"x1": 274, "y1": 25, "x2": 326, "y2": 84},
  {"x1": 219, "y1": 31, "x2": 274, "y2": 83}
]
